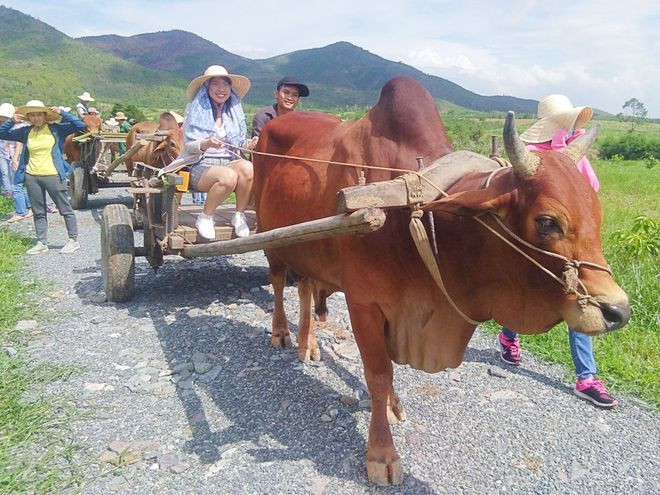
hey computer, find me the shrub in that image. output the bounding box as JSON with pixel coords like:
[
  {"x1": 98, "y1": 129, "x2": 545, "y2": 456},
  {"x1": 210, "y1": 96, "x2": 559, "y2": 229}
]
[
  {"x1": 110, "y1": 103, "x2": 146, "y2": 122},
  {"x1": 598, "y1": 133, "x2": 660, "y2": 160},
  {"x1": 610, "y1": 215, "x2": 659, "y2": 258}
]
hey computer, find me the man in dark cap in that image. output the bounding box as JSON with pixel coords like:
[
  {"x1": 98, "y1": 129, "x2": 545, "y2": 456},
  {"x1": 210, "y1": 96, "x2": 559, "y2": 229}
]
[{"x1": 250, "y1": 76, "x2": 310, "y2": 143}]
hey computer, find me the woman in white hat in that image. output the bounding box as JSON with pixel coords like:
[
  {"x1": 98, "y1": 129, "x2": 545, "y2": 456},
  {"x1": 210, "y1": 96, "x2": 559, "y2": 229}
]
[
  {"x1": 0, "y1": 100, "x2": 86, "y2": 254},
  {"x1": 497, "y1": 95, "x2": 617, "y2": 408},
  {"x1": 76, "y1": 91, "x2": 95, "y2": 118},
  {"x1": 178, "y1": 65, "x2": 253, "y2": 239}
]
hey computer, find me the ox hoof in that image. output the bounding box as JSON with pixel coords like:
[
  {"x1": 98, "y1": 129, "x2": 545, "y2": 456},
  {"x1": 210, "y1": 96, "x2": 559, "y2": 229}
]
[
  {"x1": 271, "y1": 334, "x2": 292, "y2": 348},
  {"x1": 366, "y1": 457, "x2": 403, "y2": 486},
  {"x1": 298, "y1": 346, "x2": 322, "y2": 362},
  {"x1": 387, "y1": 400, "x2": 407, "y2": 424}
]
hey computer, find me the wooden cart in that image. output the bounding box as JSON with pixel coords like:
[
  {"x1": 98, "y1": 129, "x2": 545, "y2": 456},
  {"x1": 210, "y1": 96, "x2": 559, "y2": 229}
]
[
  {"x1": 100, "y1": 161, "x2": 387, "y2": 302},
  {"x1": 68, "y1": 132, "x2": 131, "y2": 209},
  {"x1": 100, "y1": 150, "x2": 500, "y2": 303}
]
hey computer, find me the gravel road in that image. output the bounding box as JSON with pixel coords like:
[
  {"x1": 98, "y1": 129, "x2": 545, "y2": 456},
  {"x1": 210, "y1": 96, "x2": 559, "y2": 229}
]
[{"x1": 6, "y1": 188, "x2": 659, "y2": 494}]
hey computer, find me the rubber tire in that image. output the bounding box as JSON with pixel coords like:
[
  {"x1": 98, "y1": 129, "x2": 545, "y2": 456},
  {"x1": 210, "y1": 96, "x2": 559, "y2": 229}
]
[
  {"x1": 101, "y1": 204, "x2": 135, "y2": 302},
  {"x1": 68, "y1": 162, "x2": 88, "y2": 209}
]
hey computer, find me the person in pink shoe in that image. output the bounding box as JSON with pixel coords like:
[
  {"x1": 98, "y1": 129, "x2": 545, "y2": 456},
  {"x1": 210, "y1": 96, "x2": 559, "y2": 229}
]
[{"x1": 496, "y1": 94, "x2": 618, "y2": 409}]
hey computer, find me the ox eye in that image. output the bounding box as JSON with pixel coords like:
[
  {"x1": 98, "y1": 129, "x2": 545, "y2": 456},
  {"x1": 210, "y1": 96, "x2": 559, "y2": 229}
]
[{"x1": 535, "y1": 215, "x2": 563, "y2": 236}]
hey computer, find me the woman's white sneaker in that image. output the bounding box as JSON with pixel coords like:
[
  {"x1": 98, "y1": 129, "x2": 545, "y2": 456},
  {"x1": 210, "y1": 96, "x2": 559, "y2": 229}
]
[
  {"x1": 26, "y1": 241, "x2": 48, "y2": 255},
  {"x1": 231, "y1": 211, "x2": 250, "y2": 238},
  {"x1": 196, "y1": 213, "x2": 216, "y2": 240},
  {"x1": 60, "y1": 239, "x2": 80, "y2": 254}
]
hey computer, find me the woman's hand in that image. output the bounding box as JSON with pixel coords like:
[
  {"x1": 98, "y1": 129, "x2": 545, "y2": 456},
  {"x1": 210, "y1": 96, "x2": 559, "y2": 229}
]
[
  {"x1": 246, "y1": 136, "x2": 259, "y2": 151},
  {"x1": 200, "y1": 137, "x2": 223, "y2": 151},
  {"x1": 50, "y1": 106, "x2": 61, "y2": 115},
  {"x1": 11, "y1": 160, "x2": 19, "y2": 172}
]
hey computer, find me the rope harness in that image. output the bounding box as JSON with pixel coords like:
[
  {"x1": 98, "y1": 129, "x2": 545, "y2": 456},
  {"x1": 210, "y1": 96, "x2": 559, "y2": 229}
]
[{"x1": 217, "y1": 142, "x2": 613, "y2": 325}]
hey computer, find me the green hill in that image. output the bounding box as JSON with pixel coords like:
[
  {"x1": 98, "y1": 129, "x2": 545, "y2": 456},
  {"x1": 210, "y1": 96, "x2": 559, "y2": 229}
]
[
  {"x1": 0, "y1": 6, "x2": 187, "y2": 109},
  {"x1": 79, "y1": 32, "x2": 537, "y2": 112}
]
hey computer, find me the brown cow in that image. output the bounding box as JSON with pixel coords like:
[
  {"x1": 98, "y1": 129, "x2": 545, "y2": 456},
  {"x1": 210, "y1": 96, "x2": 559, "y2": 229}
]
[
  {"x1": 124, "y1": 121, "x2": 184, "y2": 175},
  {"x1": 252, "y1": 77, "x2": 630, "y2": 485},
  {"x1": 63, "y1": 114, "x2": 102, "y2": 163}
]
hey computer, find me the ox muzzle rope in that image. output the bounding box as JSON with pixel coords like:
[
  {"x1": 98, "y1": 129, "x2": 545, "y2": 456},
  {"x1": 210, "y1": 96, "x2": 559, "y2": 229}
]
[{"x1": 219, "y1": 142, "x2": 614, "y2": 326}]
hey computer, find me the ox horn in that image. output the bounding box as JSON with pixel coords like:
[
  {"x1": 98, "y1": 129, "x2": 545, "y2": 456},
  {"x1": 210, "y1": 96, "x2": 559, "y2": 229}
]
[
  {"x1": 503, "y1": 111, "x2": 540, "y2": 179},
  {"x1": 562, "y1": 124, "x2": 602, "y2": 164}
]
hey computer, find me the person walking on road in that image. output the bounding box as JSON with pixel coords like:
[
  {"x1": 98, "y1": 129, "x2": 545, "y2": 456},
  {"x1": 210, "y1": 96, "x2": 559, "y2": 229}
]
[{"x1": 0, "y1": 100, "x2": 85, "y2": 254}]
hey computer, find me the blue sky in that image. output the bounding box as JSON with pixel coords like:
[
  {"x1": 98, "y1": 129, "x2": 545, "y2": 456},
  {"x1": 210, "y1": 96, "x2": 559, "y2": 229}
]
[{"x1": 3, "y1": 0, "x2": 659, "y2": 116}]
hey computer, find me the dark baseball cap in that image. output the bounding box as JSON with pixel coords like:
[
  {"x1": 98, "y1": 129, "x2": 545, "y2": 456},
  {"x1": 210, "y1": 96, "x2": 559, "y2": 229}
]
[{"x1": 276, "y1": 76, "x2": 309, "y2": 97}]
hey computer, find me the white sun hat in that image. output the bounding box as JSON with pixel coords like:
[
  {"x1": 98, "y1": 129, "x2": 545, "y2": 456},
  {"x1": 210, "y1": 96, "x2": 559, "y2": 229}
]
[
  {"x1": 0, "y1": 102, "x2": 15, "y2": 119},
  {"x1": 186, "y1": 65, "x2": 251, "y2": 100},
  {"x1": 16, "y1": 100, "x2": 61, "y2": 123},
  {"x1": 77, "y1": 91, "x2": 95, "y2": 102},
  {"x1": 104, "y1": 117, "x2": 119, "y2": 127},
  {"x1": 161, "y1": 110, "x2": 184, "y2": 124},
  {"x1": 520, "y1": 95, "x2": 593, "y2": 143}
]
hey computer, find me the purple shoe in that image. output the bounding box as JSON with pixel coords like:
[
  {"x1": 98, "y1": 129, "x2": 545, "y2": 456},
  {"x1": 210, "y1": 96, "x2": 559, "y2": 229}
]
[
  {"x1": 498, "y1": 332, "x2": 521, "y2": 366},
  {"x1": 574, "y1": 376, "x2": 619, "y2": 408}
]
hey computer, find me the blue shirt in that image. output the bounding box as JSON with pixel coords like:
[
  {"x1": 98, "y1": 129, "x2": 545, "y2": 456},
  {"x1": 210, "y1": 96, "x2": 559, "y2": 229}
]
[{"x1": 0, "y1": 112, "x2": 86, "y2": 184}]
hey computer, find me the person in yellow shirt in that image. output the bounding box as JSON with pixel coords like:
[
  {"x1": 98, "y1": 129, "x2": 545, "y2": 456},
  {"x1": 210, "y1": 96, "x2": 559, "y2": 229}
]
[{"x1": 0, "y1": 100, "x2": 86, "y2": 254}]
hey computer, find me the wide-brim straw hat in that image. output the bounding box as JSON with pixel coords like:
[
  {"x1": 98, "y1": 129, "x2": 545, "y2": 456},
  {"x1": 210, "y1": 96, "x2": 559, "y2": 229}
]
[
  {"x1": 78, "y1": 91, "x2": 95, "y2": 102},
  {"x1": 186, "y1": 65, "x2": 251, "y2": 100},
  {"x1": 105, "y1": 118, "x2": 119, "y2": 126},
  {"x1": 0, "y1": 102, "x2": 15, "y2": 119},
  {"x1": 114, "y1": 111, "x2": 127, "y2": 120},
  {"x1": 520, "y1": 94, "x2": 593, "y2": 143},
  {"x1": 16, "y1": 100, "x2": 61, "y2": 123},
  {"x1": 161, "y1": 110, "x2": 184, "y2": 124}
]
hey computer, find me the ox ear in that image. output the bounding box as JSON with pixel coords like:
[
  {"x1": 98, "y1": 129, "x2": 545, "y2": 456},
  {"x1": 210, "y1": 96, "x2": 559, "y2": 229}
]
[{"x1": 422, "y1": 173, "x2": 513, "y2": 216}]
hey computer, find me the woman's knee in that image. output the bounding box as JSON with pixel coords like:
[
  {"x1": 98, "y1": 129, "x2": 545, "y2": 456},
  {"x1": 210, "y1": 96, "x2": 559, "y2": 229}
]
[
  {"x1": 213, "y1": 168, "x2": 238, "y2": 190},
  {"x1": 235, "y1": 160, "x2": 254, "y2": 182}
]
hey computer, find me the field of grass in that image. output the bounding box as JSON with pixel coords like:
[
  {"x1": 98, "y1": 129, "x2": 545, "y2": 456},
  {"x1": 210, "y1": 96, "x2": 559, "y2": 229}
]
[{"x1": 0, "y1": 197, "x2": 81, "y2": 494}]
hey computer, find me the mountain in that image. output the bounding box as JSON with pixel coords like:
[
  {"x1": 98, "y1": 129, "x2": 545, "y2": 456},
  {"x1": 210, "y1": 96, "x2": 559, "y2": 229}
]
[
  {"x1": 80, "y1": 32, "x2": 537, "y2": 113},
  {"x1": 79, "y1": 30, "x2": 251, "y2": 81},
  {"x1": 0, "y1": 6, "x2": 187, "y2": 109}
]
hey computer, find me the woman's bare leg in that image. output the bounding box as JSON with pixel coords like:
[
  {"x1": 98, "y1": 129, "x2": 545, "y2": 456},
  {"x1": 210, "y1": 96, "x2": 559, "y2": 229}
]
[
  {"x1": 196, "y1": 166, "x2": 238, "y2": 215},
  {"x1": 229, "y1": 159, "x2": 253, "y2": 212}
]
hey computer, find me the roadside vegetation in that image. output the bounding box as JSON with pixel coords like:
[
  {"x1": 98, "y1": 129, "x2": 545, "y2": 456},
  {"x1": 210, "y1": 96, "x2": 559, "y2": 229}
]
[{"x1": 0, "y1": 197, "x2": 81, "y2": 494}]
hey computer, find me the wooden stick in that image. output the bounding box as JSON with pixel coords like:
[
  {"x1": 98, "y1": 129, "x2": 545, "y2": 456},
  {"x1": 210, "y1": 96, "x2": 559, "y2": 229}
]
[
  {"x1": 135, "y1": 133, "x2": 167, "y2": 141},
  {"x1": 181, "y1": 207, "x2": 386, "y2": 258},
  {"x1": 102, "y1": 139, "x2": 147, "y2": 177},
  {"x1": 336, "y1": 150, "x2": 501, "y2": 212}
]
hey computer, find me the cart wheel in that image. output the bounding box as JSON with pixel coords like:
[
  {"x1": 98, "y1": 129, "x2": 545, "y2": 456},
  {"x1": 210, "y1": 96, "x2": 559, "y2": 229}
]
[
  {"x1": 68, "y1": 162, "x2": 88, "y2": 209},
  {"x1": 101, "y1": 204, "x2": 135, "y2": 302}
]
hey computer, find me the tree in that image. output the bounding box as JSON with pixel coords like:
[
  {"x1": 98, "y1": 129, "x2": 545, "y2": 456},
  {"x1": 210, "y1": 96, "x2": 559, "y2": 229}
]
[
  {"x1": 110, "y1": 103, "x2": 146, "y2": 122},
  {"x1": 622, "y1": 98, "x2": 648, "y2": 130}
]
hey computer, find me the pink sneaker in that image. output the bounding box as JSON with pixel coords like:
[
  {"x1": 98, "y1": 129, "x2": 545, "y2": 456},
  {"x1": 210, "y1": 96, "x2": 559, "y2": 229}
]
[
  {"x1": 574, "y1": 376, "x2": 619, "y2": 408},
  {"x1": 497, "y1": 332, "x2": 521, "y2": 366}
]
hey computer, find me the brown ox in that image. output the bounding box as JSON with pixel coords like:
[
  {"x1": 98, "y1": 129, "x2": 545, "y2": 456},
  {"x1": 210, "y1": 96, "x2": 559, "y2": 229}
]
[
  {"x1": 63, "y1": 114, "x2": 102, "y2": 163},
  {"x1": 124, "y1": 121, "x2": 184, "y2": 174},
  {"x1": 253, "y1": 77, "x2": 630, "y2": 485}
]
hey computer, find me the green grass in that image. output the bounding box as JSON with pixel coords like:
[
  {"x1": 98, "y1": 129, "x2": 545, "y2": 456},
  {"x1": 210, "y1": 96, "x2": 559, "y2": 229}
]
[{"x1": 0, "y1": 197, "x2": 82, "y2": 494}]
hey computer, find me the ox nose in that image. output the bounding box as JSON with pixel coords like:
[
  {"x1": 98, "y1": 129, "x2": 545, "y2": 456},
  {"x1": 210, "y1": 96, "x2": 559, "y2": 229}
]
[{"x1": 601, "y1": 303, "x2": 631, "y2": 332}]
